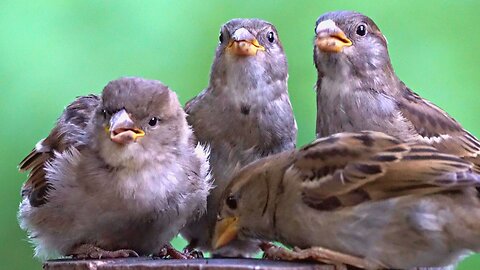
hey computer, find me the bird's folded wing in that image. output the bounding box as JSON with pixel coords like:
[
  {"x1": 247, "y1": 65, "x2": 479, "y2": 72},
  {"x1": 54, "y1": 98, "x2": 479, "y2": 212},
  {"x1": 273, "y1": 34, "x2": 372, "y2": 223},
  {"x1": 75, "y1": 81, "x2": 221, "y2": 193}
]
[
  {"x1": 292, "y1": 131, "x2": 480, "y2": 211},
  {"x1": 184, "y1": 88, "x2": 208, "y2": 116},
  {"x1": 184, "y1": 90, "x2": 209, "y2": 146},
  {"x1": 397, "y1": 83, "x2": 480, "y2": 167},
  {"x1": 18, "y1": 94, "x2": 100, "y2": 207}
]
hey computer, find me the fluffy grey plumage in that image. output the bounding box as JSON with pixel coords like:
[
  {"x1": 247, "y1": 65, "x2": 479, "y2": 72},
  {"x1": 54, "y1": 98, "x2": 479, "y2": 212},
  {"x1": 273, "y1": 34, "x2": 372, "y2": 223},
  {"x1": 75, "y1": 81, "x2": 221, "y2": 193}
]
[
  {"x1": 18, "y1": 77, "x2": 211, "y2": 259},
  {"x1": 313, "y1": 11, "x2": 480, "y2": 170},
  {"x1": 214, "y1": 131, "x2": 480, "y2": 269},
  {"x1": 181, "y1": 18, "x2": 297, "y2": 257}
]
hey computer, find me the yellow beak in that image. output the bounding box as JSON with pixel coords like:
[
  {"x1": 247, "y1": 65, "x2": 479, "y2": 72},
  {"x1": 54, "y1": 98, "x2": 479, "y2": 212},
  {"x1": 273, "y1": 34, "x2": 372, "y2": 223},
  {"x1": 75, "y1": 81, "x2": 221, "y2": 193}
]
[
  {"x1": 212, "y1": 217, "x2": 239, "y2": 250},
  {"x1": 227, "y1": 39, "x2": 265, "y2": 56},
  {"x1": 316, "y1": 30, "x2": 352, "y2": 53},
  {"x1": 105, "y1": 109, "x2": 145, "y2": 145}
]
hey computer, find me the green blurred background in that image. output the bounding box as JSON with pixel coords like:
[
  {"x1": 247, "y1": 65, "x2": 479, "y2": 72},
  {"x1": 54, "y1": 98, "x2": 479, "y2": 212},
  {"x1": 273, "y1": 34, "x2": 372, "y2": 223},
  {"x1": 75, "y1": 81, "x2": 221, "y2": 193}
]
[{"x1": 1, "y1": 0, "x2": 479, "y2": 269}]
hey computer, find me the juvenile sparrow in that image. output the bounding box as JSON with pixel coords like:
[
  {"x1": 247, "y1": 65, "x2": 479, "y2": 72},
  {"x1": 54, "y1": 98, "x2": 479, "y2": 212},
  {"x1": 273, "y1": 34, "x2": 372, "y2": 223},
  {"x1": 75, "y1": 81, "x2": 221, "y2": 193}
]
[
  {"x1": 213, "y1": 131, "x2": 480, "y2": 269},
  {"x1": 313, "y1": 11, "x2": 480, "y2": 168},
  {"x1": 18, "y1": 77, "x2": 211, "y2": 259},
  {"x1": 181, "y1": 18, "x2": 297, "y2": 257}
]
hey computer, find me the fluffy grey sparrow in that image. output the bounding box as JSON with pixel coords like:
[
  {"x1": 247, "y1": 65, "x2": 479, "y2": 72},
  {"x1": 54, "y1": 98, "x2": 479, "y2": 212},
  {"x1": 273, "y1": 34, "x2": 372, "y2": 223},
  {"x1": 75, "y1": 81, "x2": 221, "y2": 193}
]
[
  {"x1": 213, "y1": 131, "x2": 480, "y2": 269},
  {"x1": 18, "y1": 77, "x2": 211, "y2": 259},
  {"x1": 313, "y1": 11, "x2": 480, "y2": 169},
  {"x1": 181, "y1": 18, "x2": 297, "y2": 257}
]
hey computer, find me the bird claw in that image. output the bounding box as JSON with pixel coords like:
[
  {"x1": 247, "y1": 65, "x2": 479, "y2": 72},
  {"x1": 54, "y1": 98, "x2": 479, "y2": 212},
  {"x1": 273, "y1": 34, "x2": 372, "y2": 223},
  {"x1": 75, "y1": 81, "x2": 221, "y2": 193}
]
[
  {"x1": 182, "y1": 239, "x2": 204, "y2": 258},
  {"x1": 69, "y1": 244, "x2": 139, "y2": 259},
  {"x1": 183, "y1": 246, "x2": 204, "y2": 258},
  {"x1": 261, "y1": 243, "x2": 381, "y2": 270},
  {"x1": 260, "y1": 242, "x2": 277, "y2": 259},
  {"x1": 155, "y1": 244, "x2": 201, "y2": 259}
]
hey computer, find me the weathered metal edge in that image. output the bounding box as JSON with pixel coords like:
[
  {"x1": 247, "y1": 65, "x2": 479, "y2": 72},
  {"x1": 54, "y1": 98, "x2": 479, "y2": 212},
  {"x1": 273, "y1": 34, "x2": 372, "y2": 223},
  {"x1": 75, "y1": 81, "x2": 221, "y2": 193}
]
[{"x1": 43, "y1": 258, "x2": 338, "y2": 270}]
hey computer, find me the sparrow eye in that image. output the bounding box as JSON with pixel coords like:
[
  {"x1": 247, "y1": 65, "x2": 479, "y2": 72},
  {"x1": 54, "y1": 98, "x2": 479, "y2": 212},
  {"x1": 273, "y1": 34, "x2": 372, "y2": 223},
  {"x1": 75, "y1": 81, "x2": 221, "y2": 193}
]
[
  {"x1": 101, "y1": 109, "x2": 108, "y2": 119},
  {"x1": 219, "y1": 32, "x2": 224, "y2": 43},
  {"x1": 226, "y1": 195, "x2": 237, "y2": 210},
  {"x1": 267, "y1": 31, "x2": 275, "y2": 43},
  {"x1": 356, "y1": 24, "x2": 367, "y2": 36},
  {"x1": 148, "y1": 117, "x2": 158, "y2": 126}
]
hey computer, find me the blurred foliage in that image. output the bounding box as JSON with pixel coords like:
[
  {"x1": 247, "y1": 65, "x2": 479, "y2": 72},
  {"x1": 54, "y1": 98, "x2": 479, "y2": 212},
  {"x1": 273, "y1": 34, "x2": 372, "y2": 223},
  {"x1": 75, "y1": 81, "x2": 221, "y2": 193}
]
[{"x1": 1, "y1": 1, "x2": 479, "y2": 269}]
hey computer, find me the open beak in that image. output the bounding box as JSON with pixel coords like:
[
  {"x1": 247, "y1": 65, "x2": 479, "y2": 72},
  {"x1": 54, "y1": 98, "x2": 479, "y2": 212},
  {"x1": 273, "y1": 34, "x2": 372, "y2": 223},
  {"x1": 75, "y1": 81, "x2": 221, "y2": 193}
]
[
  {"x1": 212, "y1": 216, "x2": 239, "y2": 250},
  {"x1": 106, "y1": 109, "x2": 145, "y2": 145},
  {"x1": 315, "y1": 19, "x2": 352, "y2": 53},
  {"x1": 227, "y1": 27, "x2": 265, "y2": 56}
]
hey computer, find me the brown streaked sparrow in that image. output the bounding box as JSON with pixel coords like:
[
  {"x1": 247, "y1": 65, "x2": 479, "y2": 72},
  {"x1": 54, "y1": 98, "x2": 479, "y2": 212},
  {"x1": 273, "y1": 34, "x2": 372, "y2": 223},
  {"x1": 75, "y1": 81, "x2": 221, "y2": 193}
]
[{"x1": 213, "y1": 131, "x2": 480, "y2": 269}]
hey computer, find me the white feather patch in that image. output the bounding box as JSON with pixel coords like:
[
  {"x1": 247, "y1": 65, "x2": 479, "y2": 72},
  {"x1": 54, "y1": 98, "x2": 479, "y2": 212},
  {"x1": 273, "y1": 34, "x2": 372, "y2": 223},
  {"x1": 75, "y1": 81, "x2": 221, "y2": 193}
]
[
  {"x1": 35, "y1": 138, "x2": 49, "y2": 152},
  {"x1": 195, "y1": 142, "x2": 213, "y2": 190},
  {"x1": 419, "y1": 134, "x2": 452, "y2": 144}
]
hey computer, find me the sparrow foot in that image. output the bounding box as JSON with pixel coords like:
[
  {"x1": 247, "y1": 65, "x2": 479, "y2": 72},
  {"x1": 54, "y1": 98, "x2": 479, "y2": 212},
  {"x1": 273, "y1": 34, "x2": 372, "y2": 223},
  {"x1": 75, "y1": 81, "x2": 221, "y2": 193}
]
[
  {"x1": 183, "y1": 244, "x2": 204, "y2": 258},
  {"x1": 156, "y1": 244, "x2": 200, "y2": 259},
  {"x1": 261, "y1": 243, "x2": 383, "y2": 270},
  {"x1": 68, "y1": 244, "x2": 139, "y2": 259}
]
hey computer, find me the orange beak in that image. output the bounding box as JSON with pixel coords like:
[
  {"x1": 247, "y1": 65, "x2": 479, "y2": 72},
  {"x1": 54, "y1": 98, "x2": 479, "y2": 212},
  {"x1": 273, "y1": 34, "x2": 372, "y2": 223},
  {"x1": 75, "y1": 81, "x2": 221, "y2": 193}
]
[
  {"x1": 315, "y1": 20, "x2": 352, "y2": 53},
  {"x1": 212, "y1": 216, "x2": 239, "y2": 250},
  {"x1": 226, "y1": 27, "x2": 265, "y2": 56}
]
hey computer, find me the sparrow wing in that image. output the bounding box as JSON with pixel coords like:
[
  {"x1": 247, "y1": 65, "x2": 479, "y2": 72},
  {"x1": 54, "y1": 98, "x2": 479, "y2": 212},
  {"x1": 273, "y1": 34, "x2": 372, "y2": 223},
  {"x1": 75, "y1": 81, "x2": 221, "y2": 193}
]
[
  {"x1": 293, "y1": 131, "x2": 480, "y2": 211},
  {"x1": 19, "y1": 94, "x2": 100, "y2": 207},
  {"x1": 184, "y1": 88, "x2": 208, "y2": 116},
  {"x1": 184, "y1": 89, "x2": 210, "y2": 146},
  {"x1": 396, "y1": 82, "x2": 480, "y2": 168}
]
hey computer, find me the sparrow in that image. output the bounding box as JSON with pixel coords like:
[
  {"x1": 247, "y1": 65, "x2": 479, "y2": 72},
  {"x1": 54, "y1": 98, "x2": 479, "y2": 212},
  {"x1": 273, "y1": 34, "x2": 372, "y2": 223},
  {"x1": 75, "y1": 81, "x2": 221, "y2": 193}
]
[
  {"x1": 18, "y1": 77, "x2": 211, "y2": 259},
  {"x1": 313, "y1": 11, "x2": 480, "y2": 169},
  {"x1": 213, "y1": 131, "x2": 480, "y2": 269},
  {"x1": 180, "y1": 18, "x2": 297, "y2": 257}
]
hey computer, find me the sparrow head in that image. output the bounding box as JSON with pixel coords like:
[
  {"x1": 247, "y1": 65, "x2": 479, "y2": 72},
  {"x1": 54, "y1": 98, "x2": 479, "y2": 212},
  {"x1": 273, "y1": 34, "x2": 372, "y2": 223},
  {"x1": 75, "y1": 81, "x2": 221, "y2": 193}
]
[
  {"x1": 212, "y1": 151, "x2": 294, "y2": 250},
  {"x1": 313, "y1": 11, "x2": 391, "y2": 78},
  {"x1": 92, "y1": 77, "x2": 189, "y2": 168},
  {"x1": 210, "y1": 18, "x2": 288, "y2": 89}
]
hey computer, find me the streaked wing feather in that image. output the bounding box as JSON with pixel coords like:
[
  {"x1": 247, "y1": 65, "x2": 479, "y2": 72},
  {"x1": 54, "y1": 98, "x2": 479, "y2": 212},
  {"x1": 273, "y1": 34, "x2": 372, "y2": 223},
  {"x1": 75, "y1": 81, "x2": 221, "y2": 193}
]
[
  {"x1": 296, "y1": 131, "x2": 404, "y2": 196},
  {"x1": 19, "y1": 146, "x2": 48, "y2": 171},
  {"x1": 19, "y1": 94, "x2": 99, "y2": 207},
  {"x1": 296, "y1": 131, "x2": 480, "y2": 211},
  {"x1": 362, "y1": 146, "x2": 476, "y2": 200},
  {"x1": 397, "y1": 83, "x2": 480, "y2": 169}
]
